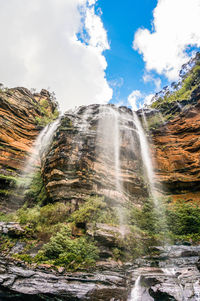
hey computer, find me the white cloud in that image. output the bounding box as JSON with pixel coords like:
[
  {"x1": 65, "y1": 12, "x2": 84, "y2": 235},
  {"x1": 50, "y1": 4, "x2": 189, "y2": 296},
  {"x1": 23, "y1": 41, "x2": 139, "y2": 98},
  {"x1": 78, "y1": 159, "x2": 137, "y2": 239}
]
[
  {"x1": 143, "y1": 94, "x2": 155, "y2": 106},
  {"x1": 0, "y1": 0, "x2": 112, "y2": 112},
  {"x1": 143, "y1": 73, "x2": 161, "y2": 91},
  {"x1": 128, "y1": 90, "x2": 155, "y2": 110},
  {"x1": 133, "y1": 0, "x2": 200, "y2": 80},
  {"x1": 128, "y1": 90, "x2": 142, "y2": 111}
]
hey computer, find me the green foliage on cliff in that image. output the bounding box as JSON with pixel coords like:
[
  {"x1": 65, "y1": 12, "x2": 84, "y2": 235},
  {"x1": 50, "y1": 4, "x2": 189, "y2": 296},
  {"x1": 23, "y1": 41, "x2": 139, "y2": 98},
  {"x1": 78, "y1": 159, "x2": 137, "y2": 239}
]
[
  {"x1": 24, "y1": 170, "x2": 48, "y2": 205},
  {"x1": 35, "y1": 109, "x2": 59, "y2": 127},
  {"x1": 69, "y1": 196, "x2": 118, "y2": 226},
  {"x1": 0, "y1": 174, "x2": 18, "y2": 185},
  {"x1": 130, "y1": 198, "x2": 200, "y2": 243},
  {"x1": 35, "y1": 92, "x2": 59, "y2": 126},
  {"x1": 151, "y1": 53, "x2": 200, "y2": 109},
  {"x1": 166, "y1": 200, "x2": 200, "y2": 237},
  {"x1": 35, "y1": 225, "x2": 99, "y2": 270},
  {"x1": 16, "y1": 202, "x2": 70, "y2": 239},
  {"x1": 129, "y1": 199, "x2": 170, "y2": 245}
]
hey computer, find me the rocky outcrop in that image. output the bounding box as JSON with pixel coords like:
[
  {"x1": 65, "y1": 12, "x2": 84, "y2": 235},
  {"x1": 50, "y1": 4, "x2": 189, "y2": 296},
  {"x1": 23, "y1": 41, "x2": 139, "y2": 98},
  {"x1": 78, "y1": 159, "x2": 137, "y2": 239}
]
[
  {"x1": 0, "y1": 257, "x2": 128, "y2": 301},
  {"x1": 152, "y1": 97, "x2": 200, "y2": 202},
  {"x1": 0, "y1": 87, "x2": 58, "y2": 210},
  {"x1": 0, "y1": 222, "x2": 24, "y2": 237},
  {"x1": 128, "y1": 245, "x2": 200, "y2": 300},
  {"x1": 0, "y1": 244, "x2": 200, "y2": 300},
  {"x1": 42, "y1": 105, "x2": 147, "y2": 208}
]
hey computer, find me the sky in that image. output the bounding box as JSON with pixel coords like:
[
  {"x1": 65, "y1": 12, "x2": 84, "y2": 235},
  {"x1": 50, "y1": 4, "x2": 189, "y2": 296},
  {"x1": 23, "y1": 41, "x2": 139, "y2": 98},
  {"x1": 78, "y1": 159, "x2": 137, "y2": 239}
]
[{"x1": 0, "y1": 0, "x2": 200, "y2": 111}]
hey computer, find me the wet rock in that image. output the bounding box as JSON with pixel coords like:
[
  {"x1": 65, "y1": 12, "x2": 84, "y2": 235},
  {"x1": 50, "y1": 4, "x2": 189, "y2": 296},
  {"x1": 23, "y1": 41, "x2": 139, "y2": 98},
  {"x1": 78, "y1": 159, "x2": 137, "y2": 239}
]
[
  {"x1": 128, "y1": 245, "x2": 200, "y2": 301},
  {"x1": 0, "y1": 222, "x2": 24, "y2": 237},
  {"x1": 10, "y1": 242, "x2": 26, "y2": 254},
  {"x1": 0, "y1": 257, "x2": 128, "y2": 301},
  {"x1": 42, "y1": 104, "x2": 148, "y2": 207},
  {"x1": 0, "y1": 245, "x2": 199, "y2": 300},
  {"x1": 0, "y1": 87, "x2": 58, "y2": 211},
  {"x1": 87, "y1": 223, "x2": 121, "y2": 247}
]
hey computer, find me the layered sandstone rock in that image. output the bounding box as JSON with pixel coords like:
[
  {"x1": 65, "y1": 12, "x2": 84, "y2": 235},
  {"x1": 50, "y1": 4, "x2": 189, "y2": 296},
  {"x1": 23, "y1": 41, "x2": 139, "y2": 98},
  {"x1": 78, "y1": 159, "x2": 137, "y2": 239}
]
[
  {"x1": 0, "y1": 87, "x2": 58, "y2": 210},
  {"x1": 0, "y1": 244, "x2": 200, "y2": 300},
  {"x1": 41, "y1": 104, "x2": 148, "y2": 209},
  {"x1": 151, "y1": 97, "x2": 200, "y2": 202}
]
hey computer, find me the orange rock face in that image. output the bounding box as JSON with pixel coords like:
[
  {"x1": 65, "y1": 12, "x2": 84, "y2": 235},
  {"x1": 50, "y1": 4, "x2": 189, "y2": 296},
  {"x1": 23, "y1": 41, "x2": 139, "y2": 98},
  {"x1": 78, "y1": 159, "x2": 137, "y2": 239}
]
[
  {"x1": 0, "y1": 87, "x2": 57, "y2": 209},
  {"x1": 152, "y1": 99, "x2": 200, "y2": 202}
]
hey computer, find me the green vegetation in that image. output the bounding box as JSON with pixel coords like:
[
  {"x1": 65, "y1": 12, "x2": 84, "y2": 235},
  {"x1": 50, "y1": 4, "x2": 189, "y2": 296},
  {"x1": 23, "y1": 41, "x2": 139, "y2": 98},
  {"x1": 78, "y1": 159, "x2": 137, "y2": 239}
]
[
  {"x1": 1, "y1": 180, "x2": 200, "y2": 269},
  {"x1": 166, "y1": 200, "x2": 200, "y2": 241},
  {"x1": 35, "y1": 92, "x2": 59, "y2": 126},
  {"x1": 23, "y1": 170, "x2": 48, "y2": 205},
  {"x1": 35, "y1": 225, "x2": 99, "y2": 270},
  {"x1": 0, "y1": 174, "x2": 18, "y2": 185},
  {"x1": 151, "y1": 53, "x2": 200, "y2": 109},
  {"x1": 69, "y1": 196, "x2": 118, "y2": 226},
  {"x1": 35, "y1": 109, "x2": 59, "y2": 127},
  {"x1": 129, "y1": 198, "x2": 200, "y2": 244}
]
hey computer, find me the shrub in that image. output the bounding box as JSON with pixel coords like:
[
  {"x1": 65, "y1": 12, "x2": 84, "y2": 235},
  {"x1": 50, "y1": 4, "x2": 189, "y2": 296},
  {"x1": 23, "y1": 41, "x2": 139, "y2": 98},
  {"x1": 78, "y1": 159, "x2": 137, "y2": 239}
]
[
  {"x1": 69, "y1": 196, "x2": 118, "y2": 225},
  {"x1": 37, "y1": 225, "x2": 99, "y2": 270},
  {"x1": 166, "y1": 200, "x2": 200, "y2": 236}
]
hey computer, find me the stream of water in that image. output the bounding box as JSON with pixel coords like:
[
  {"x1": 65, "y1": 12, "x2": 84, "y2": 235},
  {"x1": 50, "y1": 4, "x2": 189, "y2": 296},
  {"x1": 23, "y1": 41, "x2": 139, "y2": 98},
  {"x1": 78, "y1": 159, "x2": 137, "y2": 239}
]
[{"x1": 18, "y1": 118, "x2": 60, "y2": 191}]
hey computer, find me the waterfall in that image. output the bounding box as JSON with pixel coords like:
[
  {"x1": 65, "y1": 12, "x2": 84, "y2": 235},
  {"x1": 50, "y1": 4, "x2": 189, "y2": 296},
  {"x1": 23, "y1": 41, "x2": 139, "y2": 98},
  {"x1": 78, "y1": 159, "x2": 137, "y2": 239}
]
[
  {"x1": 163, "y1": 268, "x2": 186, "y2": 300},
  {"x1": 133, "y1": 109, "x2": 170, "y2": 240},
  {"x1": 133, "y1": 111, "x2": 157, "y2": 202},
  {"x1": 129, "y1": 276, "x2": 143, "y2": 301},
  {"x1": 96, "y1": 105, "x2": 125, "y2": 225},
  {"x1": 141, "y1": 109, "x2": 149, "y2": 130},
  {"x1": 113, "y1": 108, "x2": 122, "y2": 199},
  {"x1": 18, "y1": 119, "x2": 60, "y2": 191}
]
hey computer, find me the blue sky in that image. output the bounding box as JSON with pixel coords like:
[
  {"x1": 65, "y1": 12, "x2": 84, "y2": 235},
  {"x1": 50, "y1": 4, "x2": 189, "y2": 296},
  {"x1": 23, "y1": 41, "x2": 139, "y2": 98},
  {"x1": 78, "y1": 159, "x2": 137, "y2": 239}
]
[
  {"x1": 98, "y1": 0, "x2": 165, "y2": 106},
  {"x1": 96, "y1": 0, "x2": 200, "y2": 108},
  {"x1": 0, "y1": 0, "x2": 200, "y2": 111}
]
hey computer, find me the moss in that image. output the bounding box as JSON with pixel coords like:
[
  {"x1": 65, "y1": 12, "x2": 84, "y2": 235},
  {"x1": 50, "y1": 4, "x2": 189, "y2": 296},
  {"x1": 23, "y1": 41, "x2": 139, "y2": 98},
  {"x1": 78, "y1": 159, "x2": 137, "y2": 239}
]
[
  {"x1": 0, "y1": 189, "x2": 20, "y2": 197},
  {"x1": 0, "y1": 212, "x2": 15, "y2": 222},
  {"x1": 24, "y1": 170, "x2": 48, "y2": 205},
  {"x1": 0, "y1": 174, "x2": 18, "y2": 184}
]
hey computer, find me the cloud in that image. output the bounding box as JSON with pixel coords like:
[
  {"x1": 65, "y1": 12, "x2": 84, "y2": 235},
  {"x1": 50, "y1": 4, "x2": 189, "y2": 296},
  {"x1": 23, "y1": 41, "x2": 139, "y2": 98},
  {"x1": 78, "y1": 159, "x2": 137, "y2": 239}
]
[
  {"x1": 128, "y1": 90, "x2": 142, "y2": 110},
  {"x1": 133, "y1": 0, "x2": 200, "y2": 80},
  {"x1": 109, "y1": 77, "x2": 124, "y2": 88},
  {"x1": 128, "y1": 90, "x2": 155, "y2": 110},
  {"x1": 143, "y1": 73, "x2": 161, "y2": 91},
  {"x1": 0, "y1": 0, "x2": 112, "y2": 112},
  {"x1": 143, "y1": 94, "x2": 155, "y2": 106}
]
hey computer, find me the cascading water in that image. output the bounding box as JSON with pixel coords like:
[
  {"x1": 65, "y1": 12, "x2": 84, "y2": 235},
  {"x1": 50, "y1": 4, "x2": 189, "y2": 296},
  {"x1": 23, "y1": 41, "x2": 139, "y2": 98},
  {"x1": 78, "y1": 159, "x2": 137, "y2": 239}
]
[
  {"x1": 128, "y1": 276, "x2": 143, "y2": 301},
  {"x1": 133, "y1": 111, "x2": 157, "y2": 202},
  {"x1": 17, "y1": 118, "x2": 60, "y2": 193},
  {"x1": 96, "y1": 105, "x2": 127, "y2": 226},
  {"x1": 141, "y1": 109, "x2": 149, "y2": 130},
  {"x1": 165, "y1": 268, "x2": 186, "y2": 301}
]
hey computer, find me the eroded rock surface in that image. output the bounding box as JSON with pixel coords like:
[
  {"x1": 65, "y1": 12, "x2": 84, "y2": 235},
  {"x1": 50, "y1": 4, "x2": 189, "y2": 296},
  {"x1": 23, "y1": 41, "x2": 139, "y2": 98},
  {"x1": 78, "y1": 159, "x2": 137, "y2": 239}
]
[
  {"x1": 42, "y1": 105, "x2": 147, "y2": 208},
  {"x1": 0, "y1": 257, "x2": 128, "y2": 301},
  {"x1": 0, "y1": 245, "x2": 200, "y2": 300},
  {"x1": 128, "y1": 245, "x2": 200, "y2": 301},
  {"x1": 0, "y1": 87, "x2": 57, "y2": 210},
  {"x1": 152, "y1": 97, "x2": 200, "y2": 202}
]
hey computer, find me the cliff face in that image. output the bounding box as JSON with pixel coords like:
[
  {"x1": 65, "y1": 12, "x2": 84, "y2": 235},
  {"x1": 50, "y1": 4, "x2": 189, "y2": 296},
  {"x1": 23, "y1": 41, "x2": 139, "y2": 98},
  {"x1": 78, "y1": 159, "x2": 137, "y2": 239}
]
[
  {"x1": 42, "y1": 105, "x2": 147, "y2": 209},
  {"x1": 152, "y1": 95, "x2": 200, "y2": 202},
  {"x1": 1, "y1": 86, "x2": 200, "y2": 208},
  {"x1": 0, "y1": 87, "x2": 58, "y2": 210}
]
